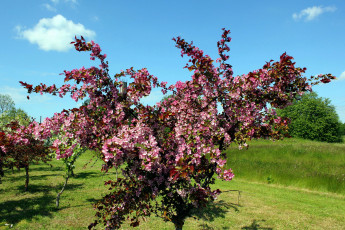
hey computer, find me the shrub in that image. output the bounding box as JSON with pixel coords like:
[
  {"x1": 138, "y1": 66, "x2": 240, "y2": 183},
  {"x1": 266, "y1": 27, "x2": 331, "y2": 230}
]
[{"x1": 277, "y1": 92, "x2": 342, "y2": 143}]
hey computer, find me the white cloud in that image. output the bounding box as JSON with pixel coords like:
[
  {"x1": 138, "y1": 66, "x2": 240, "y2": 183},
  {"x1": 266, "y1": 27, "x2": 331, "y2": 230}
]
[
  {"x1": 16, "y1": 14, "x2": 96, "y2": 52},
  {"x1": 50, "y1": 0, "x2": 77, "y2": 4},
  {"x1": 92, "y1": 16, "x2": 100, "y2": 22},
  {"x1": 339, "y1": 71, "x2": 345, "y2": 80},
  {"x1": 43, "y1": 0, "x2": 77, "y2": 12},
  {"x1": 43, "y1": 3, "x2": 57, "y2": 12},
  {"x1": 293, "y1": 6, "x2": 336, "y2": 21},
  {"x1": 0, "y1": 86, "x2": 51, "y2": 104}
]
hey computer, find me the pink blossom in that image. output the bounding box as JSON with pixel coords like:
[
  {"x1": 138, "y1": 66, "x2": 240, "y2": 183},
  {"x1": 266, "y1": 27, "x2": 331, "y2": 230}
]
[{"x1": 222, "y1": 169, "x2": 235, "y2": 181}]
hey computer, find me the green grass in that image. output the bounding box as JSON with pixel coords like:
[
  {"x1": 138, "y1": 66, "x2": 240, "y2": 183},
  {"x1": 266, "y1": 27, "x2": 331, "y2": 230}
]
[
  {"x1": 1, "y1": 139, "x2": 345, "y2": 229},
  {"x1": 0, "y1": 150, "x2": 111, "y2": 229},
  {"x1": 225, "y1": 137, "x2": 345, "y2": 195}
]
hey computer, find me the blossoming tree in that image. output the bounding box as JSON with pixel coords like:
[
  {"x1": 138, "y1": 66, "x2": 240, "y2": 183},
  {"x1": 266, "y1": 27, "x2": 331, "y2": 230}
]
[
  {"x1": 0, "y1": 121, "x2": 51, "y2": 191},
  {"x1": 19, "y1": 29, "x2": 334, "y2": 229}
]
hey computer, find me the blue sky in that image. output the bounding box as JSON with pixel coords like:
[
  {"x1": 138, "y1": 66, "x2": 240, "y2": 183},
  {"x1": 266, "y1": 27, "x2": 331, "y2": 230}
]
[{"x1": 1, "y1": 0, "x2": 345, "y2": 122}]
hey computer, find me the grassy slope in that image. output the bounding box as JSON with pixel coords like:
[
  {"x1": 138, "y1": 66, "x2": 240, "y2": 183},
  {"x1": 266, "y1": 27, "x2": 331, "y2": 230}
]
[
  {"x1": 225, "y1": 138, "x2": 345, "y2": 195},
  {"x1": 1, "y1": 139, "x2": 345, "y2": 229}
]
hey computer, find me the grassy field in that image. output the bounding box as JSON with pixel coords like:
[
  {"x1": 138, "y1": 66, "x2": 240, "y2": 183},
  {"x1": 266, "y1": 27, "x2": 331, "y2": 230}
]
[
  {"x1": 1, "y1": 138, "x2": 345, "y2": 229},
  {"x1": 225, "y1": 137, "x2": 345, "y2": 195}
]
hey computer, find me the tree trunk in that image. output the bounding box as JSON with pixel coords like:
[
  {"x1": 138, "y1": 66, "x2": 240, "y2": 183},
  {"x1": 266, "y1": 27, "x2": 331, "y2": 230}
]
[
  {"x1": 70, "y1": 168, "x2": 75, "y2": 177},
  {"x1": 172, "y1": 213, "x2": 185, "y2": 230},
  {"x1": 173, "y1": 220, "x2": 184, "y2": 230},
  {"x1": 24, "y1": 165, "x2": 29, "y2": 192},
  {"x1": 0, "y1": 161, "x2": 3, "y2": 184},
  {"x1": 0, "y1": 161, "x2": 3, "y2": 175},
  {"x1": 120, "y1": 82, "x2": 127, "y2": 97},
  {"x1": 174, "y1": 224, "x2": 183, "y2": 230},
  {"x1": 56, "y1": 173, "x2": 70, "y2": 208}
]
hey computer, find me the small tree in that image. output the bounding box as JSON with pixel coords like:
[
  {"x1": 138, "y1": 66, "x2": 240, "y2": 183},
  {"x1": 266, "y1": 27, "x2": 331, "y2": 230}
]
[
  {"x1": 55, "y1": 145, "x2": 86, "y2": 208},
  {"x1": 0, "y1": 94, "x2": 32, "y2": 185},
  {"x1": 0, "y1": 121, "x2": 51, "y2": 191},
  {"x1": 277, "y1": 92, "x2": 342, "y2": 143},
  {"x1": 19, "y1": 29, "x2": 335, "y2": 229}
]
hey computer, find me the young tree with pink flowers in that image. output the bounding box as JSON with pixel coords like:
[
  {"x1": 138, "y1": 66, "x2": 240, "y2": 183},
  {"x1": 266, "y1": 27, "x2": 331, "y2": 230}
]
[
  {"x1": 19, "y1": 29, "x2": 334, "y2": 229},
  {"x1": 0, "y1": 121, "x2": 51, "y2": 191}
]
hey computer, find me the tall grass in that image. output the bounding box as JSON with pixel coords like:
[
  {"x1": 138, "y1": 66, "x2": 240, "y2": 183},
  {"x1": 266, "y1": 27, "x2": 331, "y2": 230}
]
[{"x1": 225, "y1": 137, "x2": 345, "y2": 194}]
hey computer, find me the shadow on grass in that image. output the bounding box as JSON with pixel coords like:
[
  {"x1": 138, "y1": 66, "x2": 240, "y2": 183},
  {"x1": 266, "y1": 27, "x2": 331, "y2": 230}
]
[
  {"x1": 3, "y1": 164, "x2": 61, "y2": 173},
  {"x1": 198, "y1": 223, "x2": 230, "y2": 230},
  {"x1": 4, "y1": 173, "x2": 61, "y2": 184},
  {"x1": 15, "y1": 183, "x2": 84, "y2": 194},
  {"x1": 0, "y1": 190, "x2": 55, "y2": 226},
  {"x1": 1, "y1": 183, "x2": 86, "y2": 226},
  {"x1": 73, "y1": 171, "x2": 103, "y2": 180},
  {"x1": 3, "y1": 165, "x2": 63, "y2": 183},
  {"x1": 29, "y1": 173, "x2": 62, "y2": 181},
  {"x1": 86, "y1": 198, "x2": 100, "y2": 204},
  {"x1": 241, "y1": 219, "x2": 273, "y2": 230},
  {"x1": 191, "y1": 199, "x2": 241, "y2": 230},
  {"x1": 30, "y1": 165, "x2": 63, "y2": 172},
  {"x1": 5, "y1": 170, "x2": 99, "y2": 192}
]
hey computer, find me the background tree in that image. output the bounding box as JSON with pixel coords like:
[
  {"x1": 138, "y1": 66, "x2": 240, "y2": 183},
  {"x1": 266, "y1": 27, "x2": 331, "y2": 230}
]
[
  {"x1": 82, "y1": 98, "x2": 90, "y2": 107},
  {"x1": 0, "y1": 94, "x2": 31, "y2": 182},
  {"x1": 339, "y1": 122, "x2": 345, "y2": 136},
  {"x1": 277, "y1": 92, "x2": 342, "y2": 143},
  {"x1": 0, "y1": 94, "x2": 30, "y2": 129},
  {"x1": 0, "y1": 94, "x2": 15, "y2": 114},
  {"x1": 0, "y1": 121, "x2": 51, "y2": 191},
  {"x1": 0, "y1": 108, "x2": 30, "y2": 129}
]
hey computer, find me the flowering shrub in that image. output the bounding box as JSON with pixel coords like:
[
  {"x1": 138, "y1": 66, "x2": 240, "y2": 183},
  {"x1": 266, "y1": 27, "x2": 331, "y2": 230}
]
[{"x1": 19, "y1": 29, "x2": 334, "y2": 229}]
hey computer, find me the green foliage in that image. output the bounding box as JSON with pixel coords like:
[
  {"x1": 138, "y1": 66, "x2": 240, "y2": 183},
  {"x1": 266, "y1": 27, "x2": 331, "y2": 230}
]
[
  {"x1": 0, "y1": 94, "x2": 15, "y2": 114},
  {"x1": 0, "y1": 94, "x2": 30, "y2": 130},
  {"x1": 160, "y1": 94, "x2": 174, "y2": 102},
  {"x1": 82, "y1": 98, "x2": 90, "y2": 107},
  {"x1": 277, "y1": 92, "x2": 342, "y2": 143},
  {"x1": 339, "y1": 122, "x2": 345, "y2": 135},
  {"x1": 0, "y1": 108, "x2": 30, "y2": 129}
]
